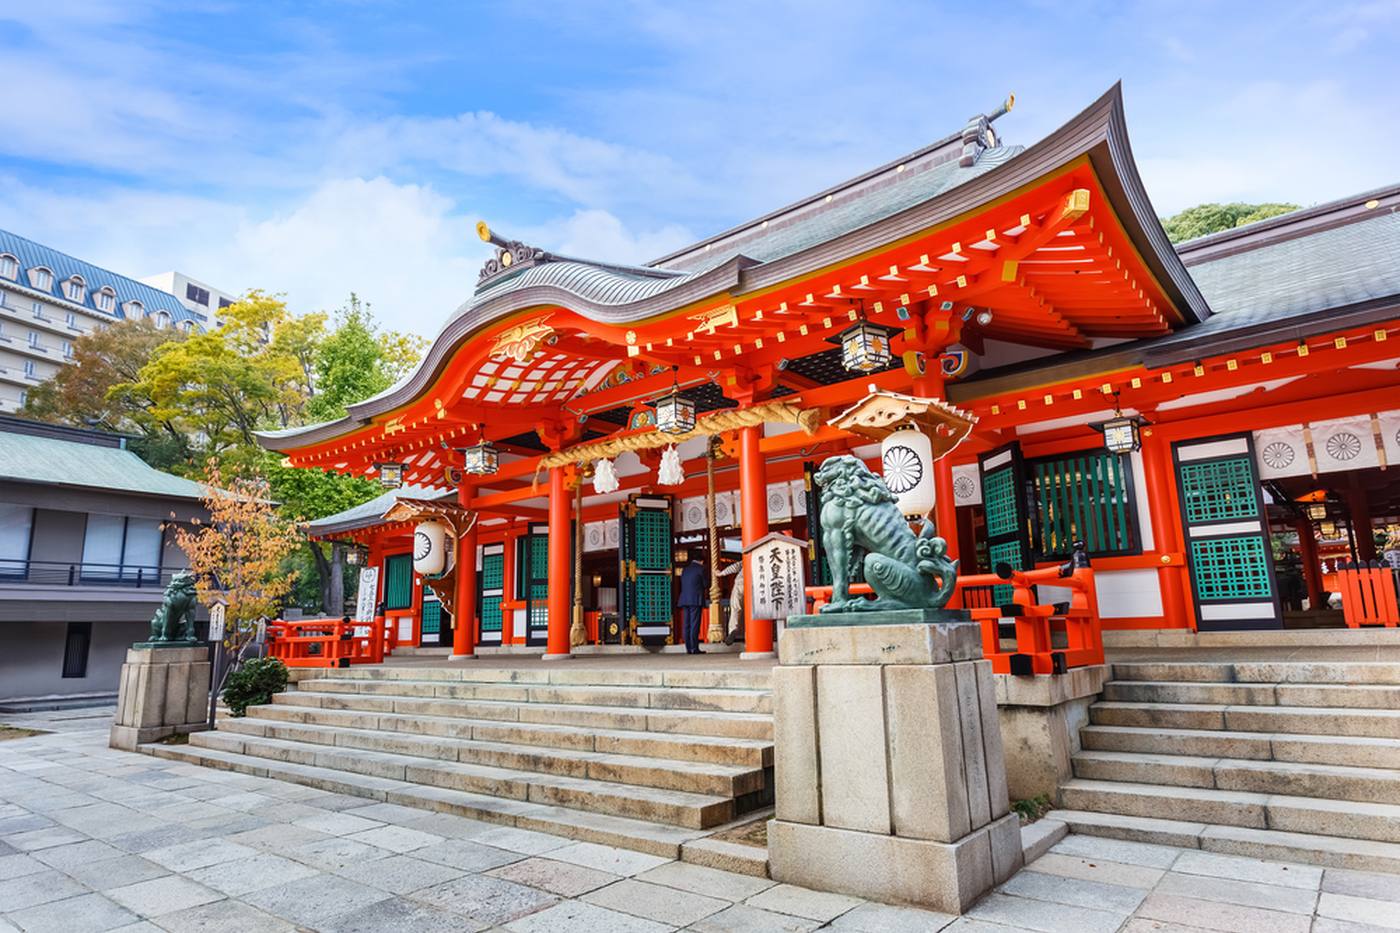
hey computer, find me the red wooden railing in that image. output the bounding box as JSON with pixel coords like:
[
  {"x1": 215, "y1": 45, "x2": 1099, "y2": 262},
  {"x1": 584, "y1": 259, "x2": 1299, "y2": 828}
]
[
  {"x1": 1336, "y1": 562, "x2": 1400, "y2": 628},
  {"x1": 957, "y1": 550, "x2": 1102, "y2": 675},
  {"x1": 803, "y1": 546, "x2": 1102, "y2": 676},
  {"x1": 266, "y1": 617, "x2": 386, "y2": 668}
]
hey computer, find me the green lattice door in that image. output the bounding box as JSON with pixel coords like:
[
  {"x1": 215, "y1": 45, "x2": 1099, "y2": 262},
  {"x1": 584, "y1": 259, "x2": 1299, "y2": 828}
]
[
  {"x1": 419, "y1": 582, "x2": 451, "y2": 646},
  {"x1": 383, "y1": 554, "x2": 413, "y2": 610},
  {"x1": 620, "y1": 495, "x2": 674, "y2": 646},
  {"x1": 516, "y1": 523, "x2": 550, "y2": 647},
  {"x1": 979, "y1": 441, "x2": 1032, "y2": 604},
  {"x1": 1173, "y1": 434, "x2": 1281, "y2": 631},
  {"x1": 478, "y1": 544, "x2": 505, "y2": 646}
]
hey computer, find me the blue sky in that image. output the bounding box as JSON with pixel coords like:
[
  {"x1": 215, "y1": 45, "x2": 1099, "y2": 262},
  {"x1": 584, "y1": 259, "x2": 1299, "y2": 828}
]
[{"x1": 1, "y1": 1, "x2": 1397, "y2": 338}]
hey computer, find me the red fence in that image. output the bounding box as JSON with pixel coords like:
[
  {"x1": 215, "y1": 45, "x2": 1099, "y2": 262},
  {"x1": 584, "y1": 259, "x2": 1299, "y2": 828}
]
[
  {"x1": 266, "y1": 617, "x2": 386, "y2": 668},
  {"x1": 955, "y1": 555, "x2": 1102, "y2": 675},
  {"x1": 1336, "y1": 562, "x2": 1400, "y2": 628},
  {"x1": 803, "y1": 551, "x2": 1102, "y2": 676}
]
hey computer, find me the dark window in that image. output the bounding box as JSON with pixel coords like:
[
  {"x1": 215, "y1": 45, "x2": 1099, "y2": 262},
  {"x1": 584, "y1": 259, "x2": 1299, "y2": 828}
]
[
  {"x1": 62, "y1": 622, "x2": 92, "y2": 678},
  {"x1": 185, "y1": 283, "x2": 210, "y2": 306},
  {"x1": 217, "y1": 297, "x2": 233, "y2": 309}
]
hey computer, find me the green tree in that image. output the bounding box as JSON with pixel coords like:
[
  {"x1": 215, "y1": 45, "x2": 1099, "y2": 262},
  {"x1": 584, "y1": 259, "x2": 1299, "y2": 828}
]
[
  {"x1": 20, "y1": 318, "x2": 193, "y2": 471},
  {"x1": 125, "y1": 291, "x2": 315, "y2": 452},
  {"x1": 1161, "y1": 202, "x2": 1300, "y2": 243},
  {"x1": 310, "y1": 294, "x2": 425, "y2": 422},
  {"x1": 27, "y1": 289, "x2": 424, "y2": 613}
]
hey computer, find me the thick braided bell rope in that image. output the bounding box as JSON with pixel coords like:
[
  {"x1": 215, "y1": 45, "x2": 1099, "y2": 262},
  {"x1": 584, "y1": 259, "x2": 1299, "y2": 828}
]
[{"x1": 538, "y1": 401, "x2": 821, "y2": 472}]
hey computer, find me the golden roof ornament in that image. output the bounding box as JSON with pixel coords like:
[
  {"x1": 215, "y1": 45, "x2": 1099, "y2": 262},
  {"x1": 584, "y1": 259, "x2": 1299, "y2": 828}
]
[{"x1": 475, "y1": 221, "x2": 553, "y2": 292}]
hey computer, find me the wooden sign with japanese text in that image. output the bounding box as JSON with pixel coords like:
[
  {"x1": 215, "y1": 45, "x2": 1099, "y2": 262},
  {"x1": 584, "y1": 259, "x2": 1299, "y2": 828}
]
[{"x1": 744, "y1": 533, "x2": 809, "y2": 621}]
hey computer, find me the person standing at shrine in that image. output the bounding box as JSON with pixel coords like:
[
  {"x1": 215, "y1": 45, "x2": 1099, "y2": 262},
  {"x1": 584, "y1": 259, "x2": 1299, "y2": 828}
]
[{"x1": 679, "y1": 558, "x2": 707, "y2": 654}]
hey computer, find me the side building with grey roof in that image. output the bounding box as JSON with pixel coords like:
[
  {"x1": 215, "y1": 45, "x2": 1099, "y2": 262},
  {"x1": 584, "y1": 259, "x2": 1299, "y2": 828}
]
[{"x1": 0, "y1": 416, "x2": 210, "y2": 709}]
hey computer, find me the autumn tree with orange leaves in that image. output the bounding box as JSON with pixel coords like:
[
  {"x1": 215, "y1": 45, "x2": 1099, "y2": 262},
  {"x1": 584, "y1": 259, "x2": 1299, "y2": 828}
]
[{"x1": 174, "y1": 461, "x2": 303, "y2": 648}]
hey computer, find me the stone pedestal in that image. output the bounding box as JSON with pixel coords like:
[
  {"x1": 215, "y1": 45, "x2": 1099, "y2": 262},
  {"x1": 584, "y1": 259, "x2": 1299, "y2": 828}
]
[
  {"x1": 109, "y1": 646, "x2": 211, "y2": 751},
  {"x1": 769, "y1": 613, "x2": 1022, "y2": 914},
  {"x1": 996, "y1": 664, "x2": 1108, "y2": 801}
]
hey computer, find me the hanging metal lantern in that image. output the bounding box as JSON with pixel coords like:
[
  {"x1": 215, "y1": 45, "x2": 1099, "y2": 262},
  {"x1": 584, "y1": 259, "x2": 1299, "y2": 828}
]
[
  {"x1": 651, "y1": 366, "x2": 696, "y2": 435},
  {"x1": 1101, "y1": 414, "x2": 1141, "y2": 454},
  {"x1": 375, "y1": 462, "x2": 405, "y2": 488},
  {"x1": 881, "y1": 426, "x2": 937, "y2": 518},
  {"x1": 838, "y1": 319, "x2": 894, "y2": 373},
  {"x1": 345, "y1": 546, "x2": 366, "y2": 566},
  {"x1": 461, "y1": 440, "x2": 499, "y2": 475},
  {"x1": 1090, "y1": 396, "x2": 1145, "y2": 455},
  {"x1": 1306, "y1": 501, "x2": 1328, "y2": 521}
]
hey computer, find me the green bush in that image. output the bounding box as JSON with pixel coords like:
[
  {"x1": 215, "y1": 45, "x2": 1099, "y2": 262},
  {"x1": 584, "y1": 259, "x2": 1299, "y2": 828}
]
[
  {"x1": 1011, "y1": 793, "x2": 1053, "y2": 824},
  {"x1": 221, "y1": 657, "x2": 289, "y2": 717}
]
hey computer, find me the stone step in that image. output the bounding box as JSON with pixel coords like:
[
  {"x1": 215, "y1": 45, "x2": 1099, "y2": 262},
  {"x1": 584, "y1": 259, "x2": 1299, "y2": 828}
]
[
  {"x1": 1103, "y1": 679, "x2": 1400, "y2": 709},
  {"x1": 244, "y1": 702, "x2": 772, "y2": 768},
  {"x1": 292, "y1": 666, "x2": 773, "y2": 692},
  {"x1": 1110, "y1": 663, "x2": 1239, "y2": 684},
  {"x1": 1111, "y1": 661, "x2": 1400, "y2": 687},
  {"x1": 274, "y1": 690, "x2": 773, "y2": 741},
  {"x1": 296, "y1": 677, "x2": 773, "y2": 714},
  {"x1": 1071, "y1": 749, "x2": 1400, "y2": 805},
  {"x1": 218, "y1": 716, "x2": 765, "y2": 797},
  {"x1": 1046, "y1": 808, "x2": 1400, "y2": 875},
  {"x1": 190, "y1": 729, "x2": 737, "y2": 829},
  {"x1": 1102, "y1": 680, "x2": 1275, "y2": 706},
  {"x1": 141, "y1": 741, "x2": 705, "y2": 858},
  {"x1": 1081, "y1": 724, "x2": 1400, "y2": 770},
  {"x1": 1089, "y1": 701, "x2": 1400, "y2": 738},
  {"x1": 1058, "y1": 778, "x2": 1400, "y2": 845}
]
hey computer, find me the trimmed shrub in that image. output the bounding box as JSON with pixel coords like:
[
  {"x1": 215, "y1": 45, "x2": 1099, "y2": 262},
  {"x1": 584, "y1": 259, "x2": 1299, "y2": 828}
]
[{"x1": 221, "y1": 657, "x2": 289, "y2": 717}]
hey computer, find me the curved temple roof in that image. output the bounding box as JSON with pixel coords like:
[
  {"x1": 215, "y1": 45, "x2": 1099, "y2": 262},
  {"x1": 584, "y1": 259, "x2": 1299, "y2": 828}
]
[{"x1": 259, "y1": 83, "x2": 1207, "y2": 455}]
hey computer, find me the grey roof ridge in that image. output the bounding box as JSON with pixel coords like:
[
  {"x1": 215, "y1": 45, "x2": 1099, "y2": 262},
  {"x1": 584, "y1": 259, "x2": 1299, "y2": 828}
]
[
  {"x1": 256, "y1": 83, "x2": 1205, "y2": 452},
  {"x1": 1176, "y1": 182, "x2": 1400, "y2": 265}
]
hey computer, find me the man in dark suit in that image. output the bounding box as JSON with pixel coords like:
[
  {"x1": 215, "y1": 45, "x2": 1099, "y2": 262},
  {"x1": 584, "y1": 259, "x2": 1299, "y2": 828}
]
[{"x1": 678, "y1": 559, "x2": 707, "y2": 654}]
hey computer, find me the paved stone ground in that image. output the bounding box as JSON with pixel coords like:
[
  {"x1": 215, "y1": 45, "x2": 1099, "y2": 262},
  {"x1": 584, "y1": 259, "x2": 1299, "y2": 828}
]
[{"x1": 3, "y1": 713, "x2": 1398, "y2": 932}]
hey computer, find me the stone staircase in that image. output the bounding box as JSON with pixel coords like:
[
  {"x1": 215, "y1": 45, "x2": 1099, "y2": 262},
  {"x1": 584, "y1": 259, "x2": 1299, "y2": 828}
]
[
  {"x1": 1048, "y1": 660, "x2": 1400, "y2": 873},
  {"x1": 144, "y1": 665, "x2": 774, "y2": 859}
]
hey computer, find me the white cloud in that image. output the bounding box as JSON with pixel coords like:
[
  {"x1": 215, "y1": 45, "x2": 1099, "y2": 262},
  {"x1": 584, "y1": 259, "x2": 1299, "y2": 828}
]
[
  {"x1": 0, "y1": 175, "x2": 700, "y2": 339},
  {"x1": 540, "y1": 209, "x2": 694, "y2": 265}
]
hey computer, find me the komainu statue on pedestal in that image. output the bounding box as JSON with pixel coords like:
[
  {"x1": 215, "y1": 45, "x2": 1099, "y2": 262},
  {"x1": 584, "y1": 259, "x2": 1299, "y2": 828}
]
[
  {"x1": 146, "y1": 571, "x2": 200, "y2": 644},
  {"x1": 814, "y1": 455, "x2": 959, "y2": 612}
]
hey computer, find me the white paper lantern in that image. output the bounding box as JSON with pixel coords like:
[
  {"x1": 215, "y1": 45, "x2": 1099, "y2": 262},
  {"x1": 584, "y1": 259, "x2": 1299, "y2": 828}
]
[
  {"x1": 413, "y1": 521, "x2": 449, "y2": 575},
  {"x1": 881, "y1": 427, "x2": 936, "y2": 518}
]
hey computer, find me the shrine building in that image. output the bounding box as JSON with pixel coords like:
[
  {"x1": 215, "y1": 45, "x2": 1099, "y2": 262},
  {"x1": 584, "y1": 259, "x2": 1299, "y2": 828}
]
[{"x1": 260, "y1": 84, "x2": 1400, "y2": 656}]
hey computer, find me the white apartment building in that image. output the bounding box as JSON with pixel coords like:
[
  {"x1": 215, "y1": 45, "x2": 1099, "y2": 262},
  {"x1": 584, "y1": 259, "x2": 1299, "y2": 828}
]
[
  {"x1": 0, "y1": 230, "x2": 209, "y2": 413},
  {"x1": 138, "y1": 271, "x2": 238, "y2": 326}
]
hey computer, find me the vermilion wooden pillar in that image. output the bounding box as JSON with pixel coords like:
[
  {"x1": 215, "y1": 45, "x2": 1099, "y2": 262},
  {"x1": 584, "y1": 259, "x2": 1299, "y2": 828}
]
[
  {"x1": 452, "y1": 483, "x2": 477, "y2": 660},
  {"x1": 738, "y1": 425, "x2": 774, "y2": 657},
  {"x1": 1294, "y1": 517, "x2": 1324, "y2": 611},
  {"x1": 915, "y1": 370, "x2": 959, "y2": 563},
  {"x1": 545, "y1": 466, "x2": 572, "y2": 659},
  {"x1": 1142, "y1": 430, "x2": 1193, "y2": 629},
  {"x1": 1349, "y1": 484, "x2": 1377, "y2": 562}
]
